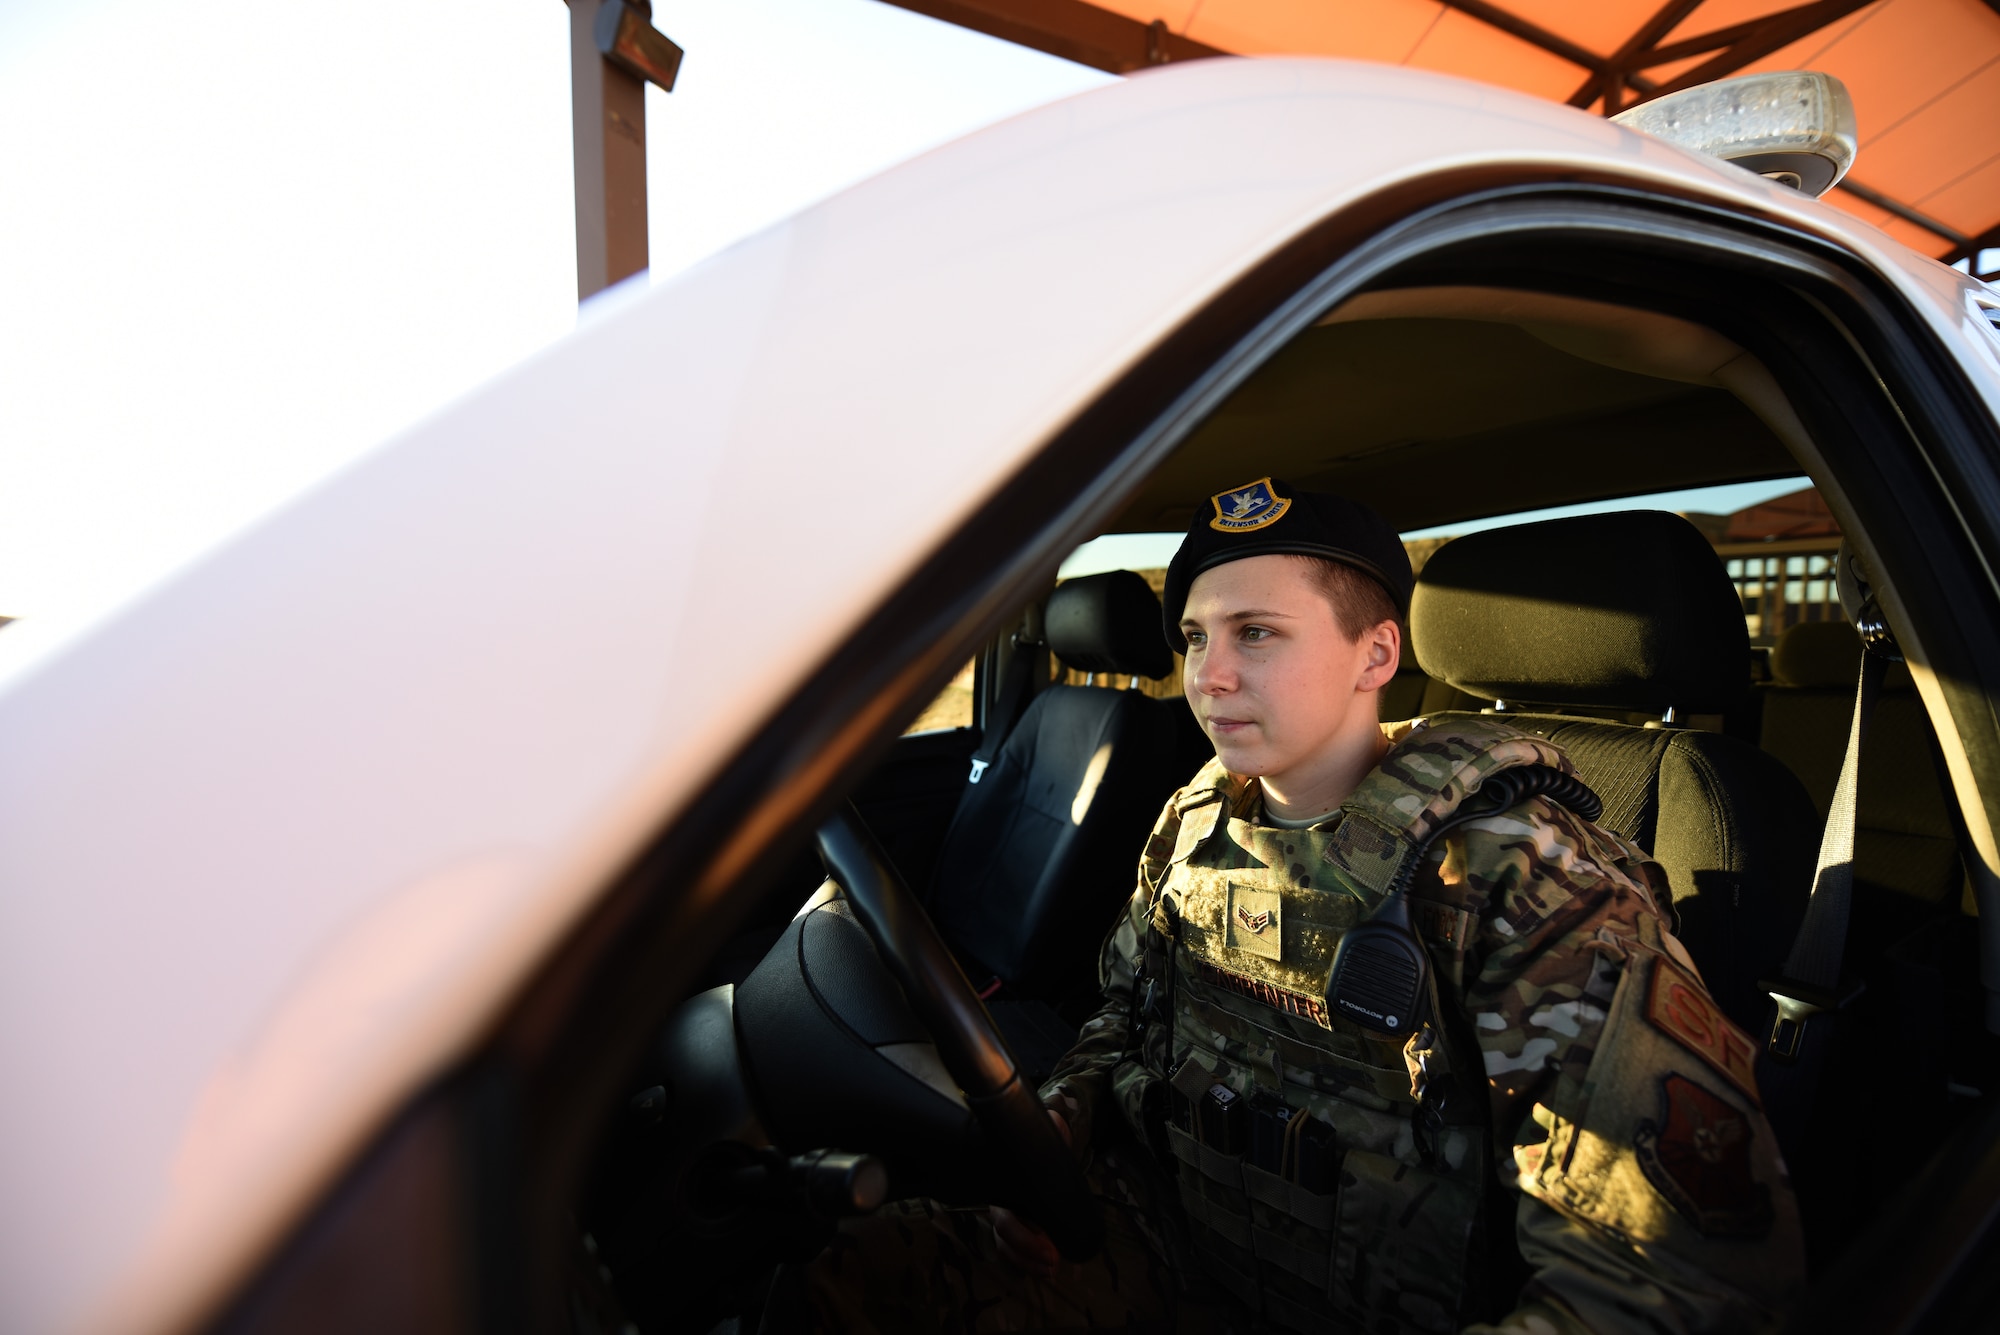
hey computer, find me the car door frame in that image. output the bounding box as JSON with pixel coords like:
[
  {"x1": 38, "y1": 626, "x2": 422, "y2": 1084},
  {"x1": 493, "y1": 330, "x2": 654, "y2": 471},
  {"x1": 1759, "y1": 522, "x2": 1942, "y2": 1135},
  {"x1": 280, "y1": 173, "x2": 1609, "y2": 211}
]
[{"x1": 212, "y1": 173, "x2": 2000, "y2": 1335}]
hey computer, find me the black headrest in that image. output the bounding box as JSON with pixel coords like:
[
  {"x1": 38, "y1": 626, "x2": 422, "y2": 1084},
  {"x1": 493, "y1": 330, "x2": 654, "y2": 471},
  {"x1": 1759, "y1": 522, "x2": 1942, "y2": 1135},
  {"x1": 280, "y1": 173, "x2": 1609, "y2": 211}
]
[
  {"x1": 1411, "y1": 511, "x2": 1748, "y2": 714},
  {"x1": 1047, "y1": 571, "x2": 1175, "y2": 680}
]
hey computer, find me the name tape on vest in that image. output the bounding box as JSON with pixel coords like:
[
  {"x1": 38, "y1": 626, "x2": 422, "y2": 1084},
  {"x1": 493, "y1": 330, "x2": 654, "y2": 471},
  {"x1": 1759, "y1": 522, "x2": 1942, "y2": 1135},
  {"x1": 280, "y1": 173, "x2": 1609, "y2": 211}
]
[{"x1": 1193, "y1": 957, "x2": 1330, "y2": 1029}]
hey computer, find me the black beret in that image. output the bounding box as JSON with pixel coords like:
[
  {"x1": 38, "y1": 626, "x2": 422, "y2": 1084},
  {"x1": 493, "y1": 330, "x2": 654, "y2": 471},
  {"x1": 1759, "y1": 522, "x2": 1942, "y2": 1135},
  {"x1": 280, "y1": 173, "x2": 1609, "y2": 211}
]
[{"x1": 1161, "y1": 479, "x2": 1413, "y2": 652}]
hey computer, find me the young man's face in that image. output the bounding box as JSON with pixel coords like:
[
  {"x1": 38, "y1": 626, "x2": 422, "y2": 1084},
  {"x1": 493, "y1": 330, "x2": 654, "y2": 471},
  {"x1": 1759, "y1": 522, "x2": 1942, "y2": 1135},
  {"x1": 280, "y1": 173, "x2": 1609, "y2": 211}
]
[{"x1": 1180, "y1": 554, "x2": 1399, "y2": 787}]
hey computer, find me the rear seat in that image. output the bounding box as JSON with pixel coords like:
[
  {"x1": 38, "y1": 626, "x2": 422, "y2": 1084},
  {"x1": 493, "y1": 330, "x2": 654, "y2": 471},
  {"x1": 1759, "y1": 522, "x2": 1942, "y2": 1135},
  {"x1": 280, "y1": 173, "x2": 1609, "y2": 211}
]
[{"x1": 1758, "y1": 620, "x2": 1963, "y2": 933}]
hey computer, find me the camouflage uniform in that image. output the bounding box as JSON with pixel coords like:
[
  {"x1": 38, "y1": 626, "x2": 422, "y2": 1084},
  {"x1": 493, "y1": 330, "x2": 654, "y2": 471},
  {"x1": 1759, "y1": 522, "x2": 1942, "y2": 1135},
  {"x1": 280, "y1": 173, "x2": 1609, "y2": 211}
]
[
  {"x1": 1042, "y1": 715, "x2": 1803, "y2": 1333},
  {"x1": 809, "y1": 1139, "x2": 1222, "y2": 1334},
  {"x1": 812, "y1": 716, "x2": 1803, "y2": 1333}
]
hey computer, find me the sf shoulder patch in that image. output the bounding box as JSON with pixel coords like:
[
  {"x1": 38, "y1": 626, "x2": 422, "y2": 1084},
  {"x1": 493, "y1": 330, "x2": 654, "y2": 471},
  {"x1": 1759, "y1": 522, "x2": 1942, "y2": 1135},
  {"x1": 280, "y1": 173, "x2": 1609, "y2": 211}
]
[
  {"x1": 1634, "y1": 1074, "x2": 1774, "y2": 1237},
  {"x1": 1645, "y1": 956, "x2": 1761, "y2": 1105},
  {"x1": 1208, "y1": 478, "x2": 1291, "y2": 533}
]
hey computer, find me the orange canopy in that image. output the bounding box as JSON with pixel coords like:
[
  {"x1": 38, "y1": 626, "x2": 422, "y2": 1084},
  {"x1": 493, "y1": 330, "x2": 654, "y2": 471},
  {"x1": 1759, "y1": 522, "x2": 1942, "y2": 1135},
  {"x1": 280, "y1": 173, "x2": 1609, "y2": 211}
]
[{"x1": 889, "y1": 0, "x2": 2000, "y2": 275}]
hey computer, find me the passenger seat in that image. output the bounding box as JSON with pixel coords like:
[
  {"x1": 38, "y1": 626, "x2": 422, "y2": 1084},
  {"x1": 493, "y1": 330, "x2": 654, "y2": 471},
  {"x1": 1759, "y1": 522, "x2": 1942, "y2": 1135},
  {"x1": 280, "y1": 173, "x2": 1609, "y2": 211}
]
[{"x1": 1412, "y1": 511, "x2": 1820, "y2": 1033}]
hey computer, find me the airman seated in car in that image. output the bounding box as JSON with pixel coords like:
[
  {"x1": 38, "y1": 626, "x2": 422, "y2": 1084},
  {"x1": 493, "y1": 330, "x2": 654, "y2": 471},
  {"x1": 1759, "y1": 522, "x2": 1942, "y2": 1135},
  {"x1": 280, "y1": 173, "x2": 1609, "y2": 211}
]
[{"x1": 810, "y1": 481, "x2": 1805, "y2": 1334}]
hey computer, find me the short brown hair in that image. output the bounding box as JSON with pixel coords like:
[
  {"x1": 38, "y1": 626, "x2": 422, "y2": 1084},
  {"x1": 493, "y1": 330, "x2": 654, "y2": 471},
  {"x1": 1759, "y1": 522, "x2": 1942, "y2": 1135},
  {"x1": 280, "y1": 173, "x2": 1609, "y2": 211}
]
[{"x1": 1292, "y1": 555, "x2": 1403, "y2": 645}]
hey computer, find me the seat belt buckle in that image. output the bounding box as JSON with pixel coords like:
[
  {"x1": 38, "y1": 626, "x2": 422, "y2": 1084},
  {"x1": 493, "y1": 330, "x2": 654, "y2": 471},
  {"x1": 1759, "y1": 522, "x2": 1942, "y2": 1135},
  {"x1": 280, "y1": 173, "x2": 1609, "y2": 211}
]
[
  {"x1": 968, "y1": 758, "x2": 989, "y2": 784},
  {"x1": 1760, "y1": 975, "x2": 1865, "y2": 1065}
]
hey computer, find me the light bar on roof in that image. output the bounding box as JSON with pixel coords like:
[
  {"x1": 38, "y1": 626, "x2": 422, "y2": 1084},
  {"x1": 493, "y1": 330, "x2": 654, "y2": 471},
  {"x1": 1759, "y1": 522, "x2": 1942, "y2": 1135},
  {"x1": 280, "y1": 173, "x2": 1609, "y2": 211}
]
[{"x1": 1612, "y1": 71, "x2": 1857, "y2": 199}]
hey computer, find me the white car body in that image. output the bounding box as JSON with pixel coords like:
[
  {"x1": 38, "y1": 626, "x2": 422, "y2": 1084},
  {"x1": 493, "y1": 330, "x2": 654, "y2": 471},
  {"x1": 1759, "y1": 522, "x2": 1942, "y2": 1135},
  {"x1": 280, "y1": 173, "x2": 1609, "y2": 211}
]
[{"x1": 3, "y1": 56, "x2": 1997, "y2": 1335}]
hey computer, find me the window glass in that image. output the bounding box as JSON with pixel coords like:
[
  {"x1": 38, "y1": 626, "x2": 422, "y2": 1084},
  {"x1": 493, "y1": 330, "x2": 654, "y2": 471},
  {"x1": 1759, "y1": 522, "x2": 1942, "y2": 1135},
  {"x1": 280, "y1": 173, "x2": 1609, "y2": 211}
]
[
  {"x1": 1058, "y1": 532, "x2": 1181, "y2": 579},
  {"x1": 1405, "y1": 476, "x2": 1834, "y2": 647},
  {"x1": 1397, "y1": 477, "x2": 1812, "y2": 543},
  {"x1": 904, "y1": 658, "x2": 976, "y2": 734},
  {"x1": 1050, "y1": 476, "x2": 1838, "y2": 705}
]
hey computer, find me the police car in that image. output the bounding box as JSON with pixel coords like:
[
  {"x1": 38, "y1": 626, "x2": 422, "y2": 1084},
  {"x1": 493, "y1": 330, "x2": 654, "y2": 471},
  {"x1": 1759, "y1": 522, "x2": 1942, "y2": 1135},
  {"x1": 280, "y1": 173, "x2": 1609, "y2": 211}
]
[{"x1": 5, "y1": 58, "x2": 1999, "y2": 1335}]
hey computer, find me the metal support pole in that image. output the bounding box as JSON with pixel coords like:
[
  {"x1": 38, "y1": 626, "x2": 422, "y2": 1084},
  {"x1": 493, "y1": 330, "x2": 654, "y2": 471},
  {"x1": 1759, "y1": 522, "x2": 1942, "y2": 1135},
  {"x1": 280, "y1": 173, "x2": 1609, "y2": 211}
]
[{"x1": 566, "y1": 0, "x2": 682, "y2": 302}]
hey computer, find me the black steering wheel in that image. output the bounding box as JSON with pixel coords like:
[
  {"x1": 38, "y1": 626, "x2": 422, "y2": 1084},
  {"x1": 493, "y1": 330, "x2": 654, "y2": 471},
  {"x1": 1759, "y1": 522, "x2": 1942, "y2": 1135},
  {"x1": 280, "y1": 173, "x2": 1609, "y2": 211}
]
[{"x1": 815, "y1": 805, "x2": 1105, "y2": 1262}]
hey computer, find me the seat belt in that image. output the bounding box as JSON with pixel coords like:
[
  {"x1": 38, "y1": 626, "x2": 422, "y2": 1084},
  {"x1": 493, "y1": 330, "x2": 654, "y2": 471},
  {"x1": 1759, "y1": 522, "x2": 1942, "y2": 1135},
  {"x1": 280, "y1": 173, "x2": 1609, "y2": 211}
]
[
  {"x1": 1762, "y1": 543, "x2": 1897, "y2": 1079},
  {"x1": 967, "y1": 626, "x2": 1040, "y2": 784},
  {"x1": 1762, "y1": 643, "x2": 1885, "y2": 1065}
]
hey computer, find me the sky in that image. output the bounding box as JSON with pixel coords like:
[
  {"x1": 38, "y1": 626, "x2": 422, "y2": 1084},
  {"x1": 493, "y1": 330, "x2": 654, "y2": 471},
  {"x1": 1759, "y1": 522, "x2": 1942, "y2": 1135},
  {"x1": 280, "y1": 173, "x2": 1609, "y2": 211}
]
[
  {"x1": 0, "y1": 0, "x2": 1109, "y2": 628},
  {"x1": 0, "y1": 4, "x2": 1911, "y2": 624}
]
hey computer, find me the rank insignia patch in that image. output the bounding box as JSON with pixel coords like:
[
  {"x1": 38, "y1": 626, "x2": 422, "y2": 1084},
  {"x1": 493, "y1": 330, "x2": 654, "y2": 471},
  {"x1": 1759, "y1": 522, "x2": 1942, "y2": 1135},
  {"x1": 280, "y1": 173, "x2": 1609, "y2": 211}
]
[
  {"x1": 1226, "y1": 883, "x2": 1282, "y2": 960},
  {"x1": 1208, "y1": 478, "x2": 1292, "y2": 533},
  {"x1": 1634, "y1": 1074, "x2": 1773, "y2": 1237},
  {"x1": 1235, "y1": 905, "x2": 1271, "y2": 934},
  {"x1": 1645, "y1": 956, "x2": 1761, "y2": 1105}
]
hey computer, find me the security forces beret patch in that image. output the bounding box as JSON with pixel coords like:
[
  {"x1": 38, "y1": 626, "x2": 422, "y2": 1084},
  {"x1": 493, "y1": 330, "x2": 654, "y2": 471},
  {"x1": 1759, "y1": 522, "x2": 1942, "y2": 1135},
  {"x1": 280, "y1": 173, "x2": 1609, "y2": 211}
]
[{"x1": 1162, "y1": 479, "x2": 1413, "y2": 652}]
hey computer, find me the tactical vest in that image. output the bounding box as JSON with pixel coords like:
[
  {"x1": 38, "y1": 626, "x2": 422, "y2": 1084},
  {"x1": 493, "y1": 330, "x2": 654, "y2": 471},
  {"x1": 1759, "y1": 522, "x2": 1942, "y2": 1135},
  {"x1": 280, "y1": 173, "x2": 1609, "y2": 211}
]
[{"x1": 1135, "y1": 720, "x2": 1577, "y2": 1335}]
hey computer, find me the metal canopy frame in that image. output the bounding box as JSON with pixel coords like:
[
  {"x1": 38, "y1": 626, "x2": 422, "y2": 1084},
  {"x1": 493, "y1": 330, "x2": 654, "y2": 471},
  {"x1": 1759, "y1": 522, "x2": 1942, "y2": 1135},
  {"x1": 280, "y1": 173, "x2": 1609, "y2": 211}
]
[
  {"x1": 566, "y1": 0, "x2": 683, "y2": 301},
  {"x1": 1549, "y1": 0, "x2": 1878, "y2": 114},
  {"x1": 882, "y1": 0, "x2": 1222, "y2": 70},
  {"x1": 878, "y1": 0, "x2": 1887, "y2": 106},
  {"x1": 875, "y1": 0, "x2": 1996, "y2": 269},
  {"x1": 560, "y1": 0, "x2": 1999, "y2": 293}
]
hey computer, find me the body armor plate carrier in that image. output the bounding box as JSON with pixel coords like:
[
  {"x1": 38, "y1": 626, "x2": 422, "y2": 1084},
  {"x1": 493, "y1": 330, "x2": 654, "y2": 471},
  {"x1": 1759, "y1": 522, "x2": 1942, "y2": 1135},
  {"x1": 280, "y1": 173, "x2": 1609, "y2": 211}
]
[{"x1": 1131, "y1": 718, "x2": 1586, "y2": 1335}]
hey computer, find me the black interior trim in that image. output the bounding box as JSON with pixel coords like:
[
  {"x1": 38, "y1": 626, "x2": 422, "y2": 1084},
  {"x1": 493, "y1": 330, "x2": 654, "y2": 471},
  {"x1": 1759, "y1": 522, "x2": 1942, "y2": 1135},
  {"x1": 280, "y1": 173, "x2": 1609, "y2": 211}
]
[{"x1": 1784, "y1": 1088, "x2": 2000, "y2": 1332}]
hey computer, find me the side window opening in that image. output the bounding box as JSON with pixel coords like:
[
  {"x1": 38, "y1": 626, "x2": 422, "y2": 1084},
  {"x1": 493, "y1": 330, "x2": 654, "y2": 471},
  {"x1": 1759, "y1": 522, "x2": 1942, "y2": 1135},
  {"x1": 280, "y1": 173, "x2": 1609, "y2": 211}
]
[
  {"x1": 903, "y1": 658, "x2": 976, "y2": 735},
  {"x1": 1403, "y1": 475, "x2": 1833, "y2": 710},
  {"x1": 1061, "y1": 479, "x2": 1842, "y2": 726},
  {"x1": 1397, "y1": 479, "x2": 1851, "y2": 742}
]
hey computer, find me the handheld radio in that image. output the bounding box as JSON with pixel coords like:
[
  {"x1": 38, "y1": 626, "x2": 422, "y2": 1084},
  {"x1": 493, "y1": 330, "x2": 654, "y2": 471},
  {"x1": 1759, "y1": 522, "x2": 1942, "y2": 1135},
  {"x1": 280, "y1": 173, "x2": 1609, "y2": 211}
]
[{"x1": 1324, "y1": 765, "x2": 1601, "y2": 1038}]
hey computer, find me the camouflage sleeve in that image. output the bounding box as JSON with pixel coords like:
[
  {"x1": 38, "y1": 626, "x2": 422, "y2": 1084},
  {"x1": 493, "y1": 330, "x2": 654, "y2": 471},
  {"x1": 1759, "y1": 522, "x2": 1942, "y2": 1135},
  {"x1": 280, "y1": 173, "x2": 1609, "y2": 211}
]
[
  {"x1": 1445, "y1": 800, "x2": 1805, "y2": 1334},
  {"x1": 1036, "y1": 796, "x2": 1182, "y2": 1154}
]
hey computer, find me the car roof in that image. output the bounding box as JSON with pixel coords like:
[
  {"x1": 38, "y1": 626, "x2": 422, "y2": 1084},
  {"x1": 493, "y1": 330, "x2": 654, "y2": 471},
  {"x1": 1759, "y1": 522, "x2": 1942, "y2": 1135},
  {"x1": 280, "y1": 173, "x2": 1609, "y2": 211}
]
[{"x1": 1, "y1": 55, "x2": 1992, "y2": 1335}]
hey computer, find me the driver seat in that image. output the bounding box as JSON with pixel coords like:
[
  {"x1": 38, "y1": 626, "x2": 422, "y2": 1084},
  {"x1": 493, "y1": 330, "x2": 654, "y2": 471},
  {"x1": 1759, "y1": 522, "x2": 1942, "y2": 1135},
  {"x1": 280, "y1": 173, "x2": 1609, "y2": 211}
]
[{"x1": 929, "y1": 571, "x2": 1209, "y2": 1011}]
